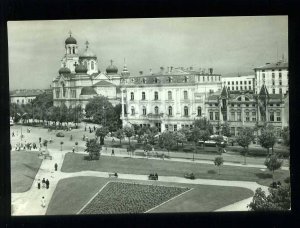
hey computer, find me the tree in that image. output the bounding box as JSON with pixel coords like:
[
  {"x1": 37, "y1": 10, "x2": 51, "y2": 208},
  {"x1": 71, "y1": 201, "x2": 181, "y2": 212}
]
[
  {"x1": 95, "y1": 127, "x2": 109, "y2": 145},
  {"x1": 214, "y1": 156, "x2": 224, "y2": 175},
  {"x1": 43, "y1": 139, "x2": 48, "y2": 150},
  {"x1": 85, "y1": 138, "x2": 101, "y2": 160},
  {"x1": 115, "y1": 129, "x2": 125, "y2": 145},
  {"x1": 221, "y1": 122, "x2": 231, "y2": 137},
  {"x1": 123, "y1": 125, "x2": 135, "y2": 146},
  {"x1": 178, "y1": 128, "x2": 192, "y2": 142},
  {"x1": 214, "y1": 135, "x2": 226, "y2": 154},
  {"x1": 264, "y1": 154, "x2": 283, "y2": 183},
  {"x1": 173, "y1": 131, "x2": 186, "y2": 150},
  {"x1": 199, "y1": 130, "x2": 211, "y2": 149},
  {"x1": 282, "y1": 126, "x2": 290, "y2": 147},
  {"x1": 159, "y1": 131, "x2": 176, "y2": 157},
  {"x1": 190, "y1": 127, "x2": 202, "y2": 161},
  {"x1": 60, "y1": 141, "x2": 64, "y2": 151},
  {"x1": 258, "y1": 125, "x2": 277, "y2": 155},
  {"x1": 248, "y1": 184, "x2": 291, "y2": 211},
  {"x1": 194, "y1": 118, "x2": 213, "y2": 134},
  {"x1": 127, "y1": 144, "x2": 136, "y2": 157},
  {"x1": 236, "y1": 127, "x2": 255, "y2": 164}
]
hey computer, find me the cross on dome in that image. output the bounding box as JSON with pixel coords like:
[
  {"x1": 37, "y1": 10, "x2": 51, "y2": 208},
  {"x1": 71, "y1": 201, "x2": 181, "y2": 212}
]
[
  {"x1": 69, "y1": 30, "x2": 72, "y2": 37},
  {"x1": 110, "y1": 59, "x2": 113, "y2": 65}
]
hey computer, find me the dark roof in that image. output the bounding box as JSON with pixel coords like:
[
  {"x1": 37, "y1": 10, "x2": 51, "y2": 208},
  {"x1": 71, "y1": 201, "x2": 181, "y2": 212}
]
[
  {"x1": 65, "y1": 35, "x2": 77, "y2": 45},
  {"x1": 10, "y1": 89, "x2": 44, "y2": 97},
  {"x1": 80, "y1": 87, "x2": 97, "y2": 95},
  {"x1": 254, "y1": 61, "x2": 288, "y2": 70},
  {"x1": 75, "y1": 64, "x2": 88, "y2": 74},
  {"x1": 93, "y1": 80, "x2": 116, "y2": 87}
]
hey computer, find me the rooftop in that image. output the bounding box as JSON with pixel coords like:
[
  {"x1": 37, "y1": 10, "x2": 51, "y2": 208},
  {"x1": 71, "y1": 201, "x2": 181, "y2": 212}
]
[
  {"x1": 10, "y1": 89, "x2": 45, "y2": 97},
  {"x1": 254, "y1": 61, "x2": 288, "y2": 70}
]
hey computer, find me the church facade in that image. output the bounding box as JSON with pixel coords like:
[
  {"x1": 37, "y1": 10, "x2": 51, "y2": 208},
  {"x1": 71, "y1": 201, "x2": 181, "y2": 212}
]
[{"x1": 52, "y1": 32, "x2": 125, "y2": 109}]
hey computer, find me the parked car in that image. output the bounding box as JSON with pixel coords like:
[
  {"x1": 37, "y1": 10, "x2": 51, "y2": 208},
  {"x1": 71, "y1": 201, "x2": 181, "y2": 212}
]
[{"x1": 184, "y1": 173, "x2": 195, "y2": 180}]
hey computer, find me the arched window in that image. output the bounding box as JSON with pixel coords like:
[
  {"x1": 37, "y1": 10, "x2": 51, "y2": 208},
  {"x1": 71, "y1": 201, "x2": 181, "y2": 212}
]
[
  {"x1": 155, "y1": 106, "x2": 159, "y2": 115},
  {"x1": 73, "y1": 47, "x2": 75, "y2": 54},
  {"x1": 184, "y1": 76, "x2": 188, "y2": 83},
  {"x1": 130, "y1": 92, "x2": 134, "y2": 100},
  {"x1": 197, "y1": 106, "x2": 202, "y2": 116},
  {"x1": 168, "y1": 106, "x2": 173, "y2": 116},
  {"x1": 131, "y1": 106, "x2": 135, "y2": 115},
  {"x1": 142, "y1": 106, "x2": 147, "y2": 115},
  {"x1": 184, "y1": 106, "x2": 189, "y2": 116},
  {"x1": 154, "y1": 91, "x2": 158, "y2": 100},
  {"x1": 168, "y1": 91, "x2": 172, "y2": 100},
  {"x1": 142, "y1": 92, "x2": 146, "y2": 100},
  {"x1": 91, "y1": 61, "x2": 94, "y2": 70}
]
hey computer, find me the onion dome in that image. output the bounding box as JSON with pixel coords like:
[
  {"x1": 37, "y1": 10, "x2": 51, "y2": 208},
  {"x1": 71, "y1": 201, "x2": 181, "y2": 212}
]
[
  {"x1": 80, "y1": 41, "x2": 96, "y2": 58},
  {"x1": 65, "y1": 31, "x2": 77, "y2": 45},
  {"x1": 75, "y1": 63, "x2": 88, "y2": 74},
  {"x1": 58, "y1": 67, "x2": 71, "y2": 74},
  {"x1": 106, "y1": 60, "x2": 118, "y2": 74},
  {"x1": 80, "y1": 86, "x2": 97, "y2": 95}
]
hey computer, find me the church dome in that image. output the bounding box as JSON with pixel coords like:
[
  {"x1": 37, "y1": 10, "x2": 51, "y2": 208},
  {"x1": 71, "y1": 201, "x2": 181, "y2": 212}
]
[
  {"x1": 58, "y1": 67, "x2": 71, "y2": 74},
  {"x1": 65, "y1": 34, "x2": 77, "y2": 45},
  {"x1": 80, "y1": 49, "x2": 96, "y2": 58},
  {"x1": 106, "y1": 60, "x2": 118, "y2": 74},
  {"x1": 75, "y1": 64, "x2": 88, "y2": 74},
  {"x1": 80, "y1": 87, "x2": 97, "y2": 95}
]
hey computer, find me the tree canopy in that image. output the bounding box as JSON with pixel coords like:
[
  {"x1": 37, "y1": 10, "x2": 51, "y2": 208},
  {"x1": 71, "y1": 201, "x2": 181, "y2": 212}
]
[
  {"x1": 282, "y1": 126, "x2": 290, "y2": 147},
  {"x1": 236, "y1": 127, "x2": 255, "y2": 164},
  {"x1": 194, "y1": 118, "x2": 213, "y2": 134},
  {"x1": 85, "y1": 138, "x2": 101, "y2": 160},
  {"x1": 264, "y1": 154, "x2": 283, "y2": 182},
  {"x1": 159, "y1": 131, "x2": 176, "y2": 155},
  {"x1": 258, "y1": 125, "x2": 277, "y2": 154}
]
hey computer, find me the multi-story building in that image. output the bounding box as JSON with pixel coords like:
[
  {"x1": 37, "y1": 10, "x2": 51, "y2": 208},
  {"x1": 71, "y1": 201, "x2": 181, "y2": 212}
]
[
  {"x1": 10, "y1": 89, "x2": 47, "y2": 104},
  {"x1": 254, "y1": 60, "x2": 288, "y2": 95},
  {"x1": 121, "y1": 67, "x2": 222, "y2": 132},
  {"x1": 205, "y1": 85, "x2": 288, "y2": 138},
  {"x1": 221, "y1": 75, "x2": 255, "y2": 92},
  {"x1": 52, "y1": 32, "x2": 124, "y2": 108}
]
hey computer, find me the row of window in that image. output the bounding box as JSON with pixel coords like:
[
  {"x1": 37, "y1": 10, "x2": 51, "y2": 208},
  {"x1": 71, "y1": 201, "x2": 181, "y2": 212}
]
[
  {"x1": 130, "y1": 106, "x2": 202, "y2": 117},
  {"x1": 130, "y1": 90, "x2": 189, "y2": 101},
  {"x1": 228, "y1": 86, "x2": 252, "y2": 90},
  {"x1": 67, "y1": 46, "x2": 76, "y2": 54},
  {"x1": 209, "y1": 111, "x2": 281, "y2": 122},
  {"x1": 230, "y1": 126, "x2": 282, "y2": 137},
  {"x1": 82, "y1": 60, "x2": 95, "y2": 70},
  {"x1": 226, "y1": 81, "x2": 252, "y2": 85},
  {"x1": 16, "y1": 98, "x2": 33, "y2": 104},
  {"x1": 197, "y1": 75, "x2": 221, "y2": 82},
  {"x1": 131, "y1": 75, "x2": 221, "y2": 84},
  {"x1": 262, "y1": 72, "x2": 283, "y2": 79}
]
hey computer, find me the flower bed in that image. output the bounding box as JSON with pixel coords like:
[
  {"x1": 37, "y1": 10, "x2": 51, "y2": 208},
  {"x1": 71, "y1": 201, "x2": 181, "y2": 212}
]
[{"x1": 80, "y1": 182, "x2": 189, "y2": 214}]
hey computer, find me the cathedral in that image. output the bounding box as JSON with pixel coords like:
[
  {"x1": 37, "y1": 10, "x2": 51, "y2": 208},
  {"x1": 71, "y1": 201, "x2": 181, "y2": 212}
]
[{"x1": 52, "y1": 32, "x2": 129, "y2": 108}]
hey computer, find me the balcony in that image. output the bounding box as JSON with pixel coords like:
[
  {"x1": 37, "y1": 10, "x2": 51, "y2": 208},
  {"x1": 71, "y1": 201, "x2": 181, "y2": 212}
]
[{"x1": 147, "y1": 113, "x2": 163, "y2": 120}]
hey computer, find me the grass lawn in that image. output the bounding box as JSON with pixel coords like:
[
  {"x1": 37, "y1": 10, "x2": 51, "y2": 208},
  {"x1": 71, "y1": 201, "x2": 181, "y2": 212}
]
[
  {"x1": 11, "y1": 151, "x2": 42, "y2": 193},
  {"x1": 61, "y1": 153, "x2": 290, "y2": 186},
  {"x1": 46, "y1": 177, "x2": 253, "y2": 214}
]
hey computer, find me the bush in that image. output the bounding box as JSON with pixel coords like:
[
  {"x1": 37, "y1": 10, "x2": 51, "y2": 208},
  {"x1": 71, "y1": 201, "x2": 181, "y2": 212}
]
[
  {"x1": 276, "y1": 150, "x2": 290, "y2": 158},
  {"x1": 284, "y1": 177, "x2": 290, "y2": 184},
  {"x1": 56, "y1": 132, "x2": 65, "y2": 137},
  {"x1": 207, "y1": 169, "x2": 217, "y2": 174}
]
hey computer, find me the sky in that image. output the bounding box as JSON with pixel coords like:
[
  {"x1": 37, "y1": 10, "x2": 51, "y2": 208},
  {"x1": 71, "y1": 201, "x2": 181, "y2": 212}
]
[{"x1": 8, "y1": 16, "x2": 288, "y2": 90}]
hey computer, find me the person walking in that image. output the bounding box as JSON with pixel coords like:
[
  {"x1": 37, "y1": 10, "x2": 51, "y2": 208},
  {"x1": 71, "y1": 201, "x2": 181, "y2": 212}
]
[
  {"x1": 46, "y1": 179, "x2": 49, "y2": 189},
  {"x1": 111, "y1": 149, "x2": 115, "y2": 156},
  {"x1": 93, "y1": 126, "x2": 96, "y2": 131},
  {"x1": 54, "y1": 163, "x2": 58, "y2": 171},
  {"x1": 39, "y1": 137, "x2": 41, "y2": 144},
  {"x1": 72, "y1": 146, "x2": 75, "y2": 153},
  {"x1": 41, "y1": 196, "x2": 46, "y2": 208},
  {"x1": 42, "y1": 178, "x2": 46, "y2": 188},
  {"x1": 85, "y1": 126, "x2": 87, "y2": 132},
  {"x1": 37, "y1": 180, "x2": 40, "y2": 189}
]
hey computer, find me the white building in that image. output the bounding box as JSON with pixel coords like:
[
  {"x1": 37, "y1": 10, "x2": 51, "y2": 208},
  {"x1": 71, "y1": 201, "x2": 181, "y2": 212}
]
[
  {"x1": 254, "y1": 60, "x2": 288, "y2": 95},
  {"x1": 10, "y1": 89, "x2": 46, "y2": 104},
  {"x1": 52, "y1": 32, "x2": 124, "y2": 108},
  {"x1": 121, "y1": 67, "x2": 222, "y2": 132},
  {"x1": 221, "y1": 75, "x2": 255, "y2": 92}
]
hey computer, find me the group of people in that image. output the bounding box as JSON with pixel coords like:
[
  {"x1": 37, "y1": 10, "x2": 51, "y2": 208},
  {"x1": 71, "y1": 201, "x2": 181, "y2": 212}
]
[
  {"x1": 85, "y1": 125, "x2": 97, "y2": 134},
  {"x1": 37, "y1": 178, "x2": 50, "y2": 190}
]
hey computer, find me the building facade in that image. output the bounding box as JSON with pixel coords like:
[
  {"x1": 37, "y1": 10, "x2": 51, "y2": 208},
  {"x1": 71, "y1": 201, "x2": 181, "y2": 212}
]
[
  {"x1": 221, "y1": 75, "x2": 255, "y2": 92},
  {"x1": 52, "y1": 32, "x2": 124, "y2": 109},
  {"x1": 254, "y1": 60, "x2": 288, "y2": 95},
  {"x1": 205, "y1": 85, "x2": 288, "y2": 138},
  {"x1": 121, "y1": 67, "x2": 222, "y2": 132},
  {"x1": 10, "y1": 89, "x2": 47, "y2": 104}
]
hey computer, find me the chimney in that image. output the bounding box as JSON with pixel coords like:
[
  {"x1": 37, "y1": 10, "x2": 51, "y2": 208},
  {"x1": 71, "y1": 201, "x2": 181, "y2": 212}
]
[
  {"x1": 209, "y1": 68, "x2": 213, "y2": 75},
  {"x1": 139, "y1": 71, "x2": 143, "y2": 75}
]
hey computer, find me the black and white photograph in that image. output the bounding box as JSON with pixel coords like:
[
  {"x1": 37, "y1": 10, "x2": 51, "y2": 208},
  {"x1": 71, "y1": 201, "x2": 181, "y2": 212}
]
[{"x1": 8, "y1": 16, "x2": 290, "y2": 216}]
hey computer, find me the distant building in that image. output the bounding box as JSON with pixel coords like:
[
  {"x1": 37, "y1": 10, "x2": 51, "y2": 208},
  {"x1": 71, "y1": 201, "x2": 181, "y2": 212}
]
[
  {"x1": 121, "y1": 67, "x2": 222, "y2": 132},
  {"x1": 52, "y1": 32, "x2": 124, "y2": 108},
  {"x1": 205, "y1": 85, "x2": 288, "y2": 138},
  {"x1": 254, "y1": 60, "x2": 288, "y2": 95},
  {"x1": 221, "y1": 75, "x2": 255, "y2": 92},
  {"x1": 10, "y1": 89, "x2": 45, "y2": 104}
]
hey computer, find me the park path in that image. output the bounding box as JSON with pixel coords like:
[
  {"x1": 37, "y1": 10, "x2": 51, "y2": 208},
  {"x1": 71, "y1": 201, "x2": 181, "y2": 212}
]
[{"x1": 11, "y1": 147, "x2": 271, "y2": 215}]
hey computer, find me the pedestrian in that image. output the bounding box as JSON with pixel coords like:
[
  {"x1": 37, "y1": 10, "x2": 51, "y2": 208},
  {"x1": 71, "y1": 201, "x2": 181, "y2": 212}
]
[
  {"x1": 93, "y1": 126, "x2": 96, "y2": 131},
  {"x1": 70, "y1": 135, "x2": 73, "y2": 141},
  {"x1": 42, "y1": 178, "x2": 46, "y2": 188},
  {"x1": 37, "y1": 179, "x2": 40, "y2": 189},
  {"x1": 89, "y1": 128, "x2": 92, "y2": 133},
  {"x1": 12, "y1": 131, "x2": 15, "y2": 137},
  {"x1": 111, "y1": 149, "x2": 115, "y2": 156},
  {"x1": 46, "y1": 179, "x2": 49, "y2": 189},
  {"x1": 39, "y1": 137, "x2": 41, "y2": 143},
  {"x1": 112, "y1": 138, "x2": 115, "y2": 143},
  {"x1": 85, "y1": 126, "x2": 87, "y2": 132},
  {"x1": 72, "y1": 146, "x2": 75, "y2": 153},
  {"x1": 54, "y1": 163, "x2": 58, "y2": 171},
  {"x1": 41, "y1": 196, "x2": 46, "y2": 208}
]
